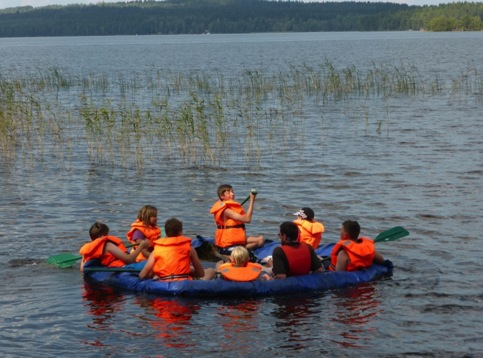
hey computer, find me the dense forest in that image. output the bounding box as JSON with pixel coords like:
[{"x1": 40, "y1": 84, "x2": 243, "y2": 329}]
[{"x1": 0, "y1": 0, "x2": 481, "y2": 37}]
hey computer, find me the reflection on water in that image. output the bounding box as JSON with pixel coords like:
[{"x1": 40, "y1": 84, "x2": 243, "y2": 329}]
[
  {"x1": 329, "y1": 284, "x2": 382, "y2": 349},
  {"x1": 136, "y1": 296, "x2": 199, "y2": 349},
  {"x1": 82, "y1": 280, "x2": 127, "y2": 331},
  {"x1": 270, "y1": 296, "x2": 325, "y2": 352},
  {"x1": 214, "y1": 300, "x2": 261, "y2": 355}
]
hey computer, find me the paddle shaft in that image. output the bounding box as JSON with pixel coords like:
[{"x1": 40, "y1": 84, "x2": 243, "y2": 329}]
[{"x1": 240, "y1": 189, "x2": 258, "y2": 205}]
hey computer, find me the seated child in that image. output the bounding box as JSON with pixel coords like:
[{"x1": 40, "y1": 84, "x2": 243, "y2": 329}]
[
  {"x1": 80, "y1": 222, "x2": 149, "y2": 271},
  {"x1": 293, "y1": 207, "x2": 325, "y2": 249},
  {"x1": 126, "y1": 205, "x2": 161, "y2": 261},
  {"x1": 139, "y1": 217, "x2": 215, "y2": 281},
  {"x1": 218, "y1": 246, "x2": 263, "y2": 282}
]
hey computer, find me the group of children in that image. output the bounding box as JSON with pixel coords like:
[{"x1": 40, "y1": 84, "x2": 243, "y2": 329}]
[
  {"x1": 80, "y1": 205, "x2": 217, "y2": 281},
  {"x1": 80, "y1": 183, "x2": 385, "y2": 282}
]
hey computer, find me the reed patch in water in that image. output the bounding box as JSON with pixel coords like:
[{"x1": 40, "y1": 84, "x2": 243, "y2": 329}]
[{"x1": 1, "y1": 61, "x2": 481, "y2": 168}]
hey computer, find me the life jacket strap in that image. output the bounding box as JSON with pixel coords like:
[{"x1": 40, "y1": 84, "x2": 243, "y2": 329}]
[
  {"x1": 217, "y1": 224, "x2": 246, "y2": 230},
  {"x1": 156, "y1": 274, "x2": 190, "y2": 281}
]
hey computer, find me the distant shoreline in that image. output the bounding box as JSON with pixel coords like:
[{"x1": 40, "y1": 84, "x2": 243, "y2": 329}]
[{"x1": 0, "y1": 1, "x2": 481, "y2": 37}]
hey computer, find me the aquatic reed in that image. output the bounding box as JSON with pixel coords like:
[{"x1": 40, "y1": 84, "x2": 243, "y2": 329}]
[{"x1": 1, "y1": 61, "x2": 481, "y2": 169}]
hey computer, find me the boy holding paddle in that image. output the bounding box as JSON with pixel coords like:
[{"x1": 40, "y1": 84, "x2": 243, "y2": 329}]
[{"x1": 210, "y1": 184, "x2": 264, "y2": 254}]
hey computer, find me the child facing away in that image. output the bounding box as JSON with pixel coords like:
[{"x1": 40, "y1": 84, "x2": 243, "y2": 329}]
[
  {"x1": 218, "y1": 246, "x2": 263, "y2": 282},
  {"x1": 329, "y1": 220, "x2": 385, "y2": 271},
  {"x1": 139, "y1": 217, "x2": 216, "y2": 281},
  {"x1": 80, "y1": 222, "x2": 149, "y2": 271},
  {"x1": 293, "y1": 207, "x2": 325, "y2": 249}
]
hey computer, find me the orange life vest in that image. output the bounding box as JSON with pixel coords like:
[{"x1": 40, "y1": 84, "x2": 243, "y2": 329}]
[
  {"x1": 126, "y1": 219, "x2": 162, "y2": 262},
  {"x1": 293, "y1": 219, "x2": 324, "y2": 249},
  {"x1": 329, "y1": 237, "x2": 375, "y2": 271},
  {"x1": 210, "y1": 199, "x2": 247, "y2": 248},
  {"x1": 280, "y1": 243, "x2": 312, "y2": 276},
  {"x1": 151, "y1": 236, "x2": 192, "y2": 281},
  {"x1": 80, "y1": 235, "x2": 127, "y2": 267},
  {"x1": 219, "y1": 262, "x2": 262, "y2": 282},
  {"x1": 126, "y1": 219, "x2": 161, "y2": 245}
]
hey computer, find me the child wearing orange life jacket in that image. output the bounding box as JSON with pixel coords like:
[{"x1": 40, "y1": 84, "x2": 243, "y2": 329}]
[
  {"x1": 126, "y1": 205, "x2": 162, "y2": 262},
  {"x1": 293, "y1": 207, "x2": 324, "y2": 249},
  {"x1": 80, "y1": 222, "x2": 150, "y2": 271},
  {"x1": 139, "y1": 217, "x2": 216, "y2": 281},
  {"x1": 210, "y1": 184, "x2": 264, "y2": 251},
  {"x1": 218, "y1": 246, "x2": 263, "y2": 282},
  {"x1": 329, "y1": 220, "x2": 385, "y2": 271}
]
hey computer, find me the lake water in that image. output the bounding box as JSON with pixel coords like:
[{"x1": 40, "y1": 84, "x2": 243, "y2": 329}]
[{"x1": 0, "y1": 32, "x2": 482, "y2": 357}]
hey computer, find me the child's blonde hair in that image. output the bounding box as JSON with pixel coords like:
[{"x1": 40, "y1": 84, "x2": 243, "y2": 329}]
[{"x1": 230, "y1": 246, "x2": 249, "y2": 267}]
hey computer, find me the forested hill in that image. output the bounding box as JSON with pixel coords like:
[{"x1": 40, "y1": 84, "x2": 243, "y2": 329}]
[{"x1": 0, "y1": 0, "x2": 481, "y2": 37}]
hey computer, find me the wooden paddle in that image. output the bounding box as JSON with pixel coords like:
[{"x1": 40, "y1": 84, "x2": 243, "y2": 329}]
[{"x1": 47, "y1": 242, "x2": 137, "y2": 268}]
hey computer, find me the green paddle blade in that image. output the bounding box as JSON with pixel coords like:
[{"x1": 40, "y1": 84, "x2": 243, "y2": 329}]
[
  {"x1": 47, "y1": 253, "x2": 82, "y2": 268},
  {"x1": 47, "y1": 242, "x2": 138, "y2": 269},
  {"x1": 374, "y1": 226, "x2": 409, "y2": 243}
]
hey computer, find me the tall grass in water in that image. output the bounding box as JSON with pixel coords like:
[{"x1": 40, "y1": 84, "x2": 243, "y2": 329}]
[
  {"x1": 0, "y1": 82, "x2": 17, "y2": 160},
  {"x1": 0, "y1": 80, "x2": 47, "y2": 162},
  {"x1": 1, "y1": 61, "x2": 481, "y2": 169}
]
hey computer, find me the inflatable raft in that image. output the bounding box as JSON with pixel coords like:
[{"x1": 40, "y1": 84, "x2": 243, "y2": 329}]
[
  {"x1": 83, "y1": 238, "x2": 393, "y2": 298},
  {"x1": 84, "y1": 264, "x2": 392, "y2": 297}
]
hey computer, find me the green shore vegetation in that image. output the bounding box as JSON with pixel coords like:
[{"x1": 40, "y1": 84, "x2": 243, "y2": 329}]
[{"x1": 0, "y1": 0, "x2": 481, "y2": 36}]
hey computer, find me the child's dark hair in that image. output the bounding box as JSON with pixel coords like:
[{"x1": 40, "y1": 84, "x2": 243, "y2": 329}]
[
  {"x1": 280, "y1": 221, "x2": 300, "y2": 242},
  {"x1": 164, "y1": 217, "x2": 183, "y2": 237},
  {"x1": 89, "y1": 222, "x2": 109, "y2": 240},
  {"x1": 342, "y1": 220, "x2": 360, "y2": 240}
]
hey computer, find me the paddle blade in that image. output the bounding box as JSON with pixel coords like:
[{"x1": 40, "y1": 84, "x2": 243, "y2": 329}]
[
  {"x1": 47, "y1": 253, "x2": 82, "y2": 268},
  {"x1": 375, "y1": 226, "x2": 409, "y2": 243}
]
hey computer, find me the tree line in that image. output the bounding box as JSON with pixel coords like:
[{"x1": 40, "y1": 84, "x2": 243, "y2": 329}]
[{"x1": 0, "y1": 0, "x2": 481, "y2": 37}]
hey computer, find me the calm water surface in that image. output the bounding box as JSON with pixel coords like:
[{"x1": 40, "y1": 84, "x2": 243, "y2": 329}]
[{"x1": 0, "y1": 32, "x2": 482, "y2": 357}]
